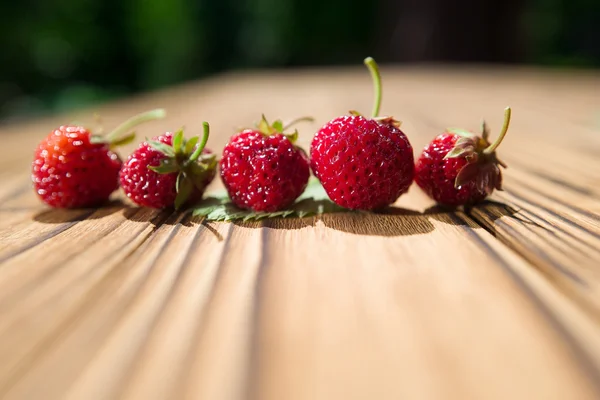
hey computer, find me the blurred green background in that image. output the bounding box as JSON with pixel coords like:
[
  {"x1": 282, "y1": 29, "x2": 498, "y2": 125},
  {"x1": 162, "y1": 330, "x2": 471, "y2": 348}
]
[{"x1": 1, "y1": 0, "x2": 599, "y2": 122}]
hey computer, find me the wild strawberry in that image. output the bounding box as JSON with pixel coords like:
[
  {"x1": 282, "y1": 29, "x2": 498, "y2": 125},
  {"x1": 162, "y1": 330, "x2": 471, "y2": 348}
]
[
  {"x1": 415, "y1": 107, "x2": 512, "y2": 207},
  {"x1": 310, "y1": 57, "x2": 414, "y2": 210},
  {"x1": 219, "y1": 115, "x2": 311, "y2": 212},
  {"x1": 120, "y1": 123, "x2": 216, "y2": 209},
  {"x1": 32, "y1": 109, "x2": 166, "y2": 208}
]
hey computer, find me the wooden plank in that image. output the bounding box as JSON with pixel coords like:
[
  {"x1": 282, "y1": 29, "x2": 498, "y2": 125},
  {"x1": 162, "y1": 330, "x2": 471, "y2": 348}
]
[
  {"x1": 249, "y1": 213, "x2": 600, "y2": 400},
  {"x1": 0, "y1": 203, "x2": 599, "y2": 399},
  {"x1": 395, "y1": 92, "x2": 600, "y2": 320},
  {"x1": 471, "y1": 172, "x2": 600, "y2": 318},
  {"x1": 0, "y1": 66, "x2": 599, "y2": 399}
]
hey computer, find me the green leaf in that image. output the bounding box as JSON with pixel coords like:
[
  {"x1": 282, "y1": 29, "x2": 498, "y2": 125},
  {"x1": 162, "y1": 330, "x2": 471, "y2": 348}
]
[
  {"x1": 174, "y1": 174, "x2": 194, "y2": 210},
  {"x1": 172, "y1": 129, "x2": 184, "y2": 155},
  {"x1": 148, "y1": 140, "x2": 175, "y2": 157},
  {"x1": 446, "y1": 128, "x2": 474, "y2": 137},
  {"x1": 148, "y1": 158, "x2": 179, "y2": 174},
  {"x1": 184, "y1": 136, "x2": 199, "y2": 155},
  {"x1": 191, "y1": 178, "x2": 345, "y2": 221}
]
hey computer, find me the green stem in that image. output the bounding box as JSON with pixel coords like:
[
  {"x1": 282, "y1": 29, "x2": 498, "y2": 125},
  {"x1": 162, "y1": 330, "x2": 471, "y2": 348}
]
[
  {"x1": 364, "y1": 57, "x2": 382, "y2": 118},
  {"x1": 483, "y1": 107, "x2": 511, "y2": 155},
  {"x1": 189, "y1": 122, "x2": 210, "y2": 162},
  {"x1": 105, "y1": 108, "x2": 166, "y2": 143},
  {"x1": 283, "y1": 116, "x2": 314, "y2": 131}
]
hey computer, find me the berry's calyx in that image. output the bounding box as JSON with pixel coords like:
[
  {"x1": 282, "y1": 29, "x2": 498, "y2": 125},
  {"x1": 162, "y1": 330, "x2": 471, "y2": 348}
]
[
  {"x1": 90, "y1": 108, "x2": 166, "y2": 148},
  {"x1": 444, "y1": 107, "x2": 512, "y2": 194},
  {"x1": 255, "y1": 114, "x2": 314, "y2": 144},
  {"x1": 148, "y1": 122, "x2": 217, "y2": 210}
]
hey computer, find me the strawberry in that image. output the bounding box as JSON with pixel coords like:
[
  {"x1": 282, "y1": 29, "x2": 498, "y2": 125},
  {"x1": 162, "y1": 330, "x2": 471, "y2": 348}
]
[
  {"x1": 32, "y1": 109, "x2": 166, "y2": 208},
  {"x1": 310, "y1": 57, "x2": 414, "y2": 210},
  {"x1": 120, "y1": 123, "x2": 216, "y2": 209},
  {"x1": 219, "y1": 115, "x2": 311, "y2": 212},
  {"x1": 415, "y1": 107, "x2": 512, "y2": 207}
]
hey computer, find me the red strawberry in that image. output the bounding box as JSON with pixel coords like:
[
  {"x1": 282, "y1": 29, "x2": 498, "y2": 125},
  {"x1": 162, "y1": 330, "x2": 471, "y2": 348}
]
[
  {"x1": 32, "y1": 109, "x2": 165, "y2": 208},
  {"x1": 310, "y1": 57, "x2": 414, "y2": 210},
  {"x1": 120, "y1": 123, "x2": 216, "y2": 209},
  {"x1": 220, "y1": 115, "x2": 311, "y2": 212},
  {"x1": 415, "y1": 107, "x2": 512, "y2": 207}
]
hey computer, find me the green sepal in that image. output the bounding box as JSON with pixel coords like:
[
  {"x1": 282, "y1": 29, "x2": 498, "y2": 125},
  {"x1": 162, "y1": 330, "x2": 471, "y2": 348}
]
[
  {"x1": 172, "y1": 129, "x2": 184, "y2": 155},
  {"x1": 197, "y1": 153, "x2": 217, "y2": 164},
  {"x1": 374, "y1": 116, "x2": 401, "y2": 128},
  {"x1": 444, "y1": 145, "x2": 475, "y2": 160},
  {"x1": 256, "y1": 115, "x2": 308, "y2": 143},
  {"x1": 148, "y1": 139, "x2": 176, "y2": 157},
  {"x1": 148, "y1": 158, "x2": 179, "y2": 174},
  {"x1": 175, "y1": 171, "x2": 184, "y2": 193},
  {"x1": 446, "y1": 128, "x2": 475, "y2": 137},
  {"x1": 284, "y1": 129, "x2": 299, "y2": 143},
  {"x1": 258, "y1": 114, "x2": 271, "y2": 135},
  {"x1": 257, "y1": 115, "x2": 284, "y2": 135},
  {"x1": 189, "y1": 154, "x2": 217, "y2": 174},
  {"x1": 454, "y1": 162, "x2": 480, "y2": 188},
  {"x1": 443, "y1": 136, "x2": 478, "y2": 160},
  {"x1": 481, "y1": 119, "x2": 490, "y2": 141},
  {"x1": 188, "y1": 158, "x2": 216, "y2": 191},
  {"x1": 184, "y1": 136, "x2": 199, "y2": 155},
  {"x1": 349, "y1": 110, "x2": 363, "y2": 117},
  {"x1": 174, "y1": 172, "x2": 194, "y2": 210},
  {"x1": 272, "y1": 119, "x2": 284, "y2": 133}
]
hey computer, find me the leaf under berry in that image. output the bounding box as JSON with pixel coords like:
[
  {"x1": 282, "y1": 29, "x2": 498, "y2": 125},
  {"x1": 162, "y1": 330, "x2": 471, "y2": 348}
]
[{"x1": 191, "y1": 178, "x2": 345, "y2": 221}]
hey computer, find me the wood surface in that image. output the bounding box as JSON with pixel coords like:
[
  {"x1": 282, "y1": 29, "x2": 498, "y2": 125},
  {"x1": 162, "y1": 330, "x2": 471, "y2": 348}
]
[{"x1": 0, "y1": 65, "x2": 599, "y2": 400}]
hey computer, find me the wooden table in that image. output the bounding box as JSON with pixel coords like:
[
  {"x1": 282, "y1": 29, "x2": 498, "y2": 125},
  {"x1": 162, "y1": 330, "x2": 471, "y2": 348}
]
[{"x1": 1, "y1": 65, "x2": 599, "y2": 400}]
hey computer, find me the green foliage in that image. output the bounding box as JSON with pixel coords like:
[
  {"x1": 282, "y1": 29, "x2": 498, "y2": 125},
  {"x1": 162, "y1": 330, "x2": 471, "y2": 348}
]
[
  {"x1": 192, "y1": 178, "x2": 346, "y2": 221},
  {"x1": 0, "y1": 0, "x2": 598, "y2": 119},
  {"x1": 524, "y1": 0, "x2": 600, "y2": 66}
]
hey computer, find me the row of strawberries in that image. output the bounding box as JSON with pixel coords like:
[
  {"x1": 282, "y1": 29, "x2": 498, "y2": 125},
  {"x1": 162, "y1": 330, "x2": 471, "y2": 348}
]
[{"x1": 32, "y1": 57, "x2": 510, "y2": 212}]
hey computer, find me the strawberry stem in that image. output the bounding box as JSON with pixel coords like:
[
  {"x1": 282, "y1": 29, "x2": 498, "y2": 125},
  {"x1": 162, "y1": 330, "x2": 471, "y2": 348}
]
[
  {"x1": 364, "y1": 57, "x2": 382, "y2": 118},
  {"x1": 105, "y1": 108, "x2": 166, "y2": 144},
  {"x1": 483, "y1": 107, "x2": 511, "y2": 155},
  {"x1": 282, "y1": 116, "x2": 314, "y2": 131},
  {"x1": 189, "y1": 122, "x2": 210, "y2": 162}
]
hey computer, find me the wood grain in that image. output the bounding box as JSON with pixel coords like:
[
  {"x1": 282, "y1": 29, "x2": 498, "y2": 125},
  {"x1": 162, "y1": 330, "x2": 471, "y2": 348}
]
[{"x1": 0, "y1": 65, "x2": 599, "y2": 399}]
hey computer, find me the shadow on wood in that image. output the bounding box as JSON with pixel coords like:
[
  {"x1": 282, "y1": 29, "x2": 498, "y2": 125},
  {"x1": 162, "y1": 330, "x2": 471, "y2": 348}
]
[
  {"x1": 33, "y1": 200, "x2": 127, "y2": 223},
  {"x1": 30, "y1": 199, "x2": 524, "y2": 239}
]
